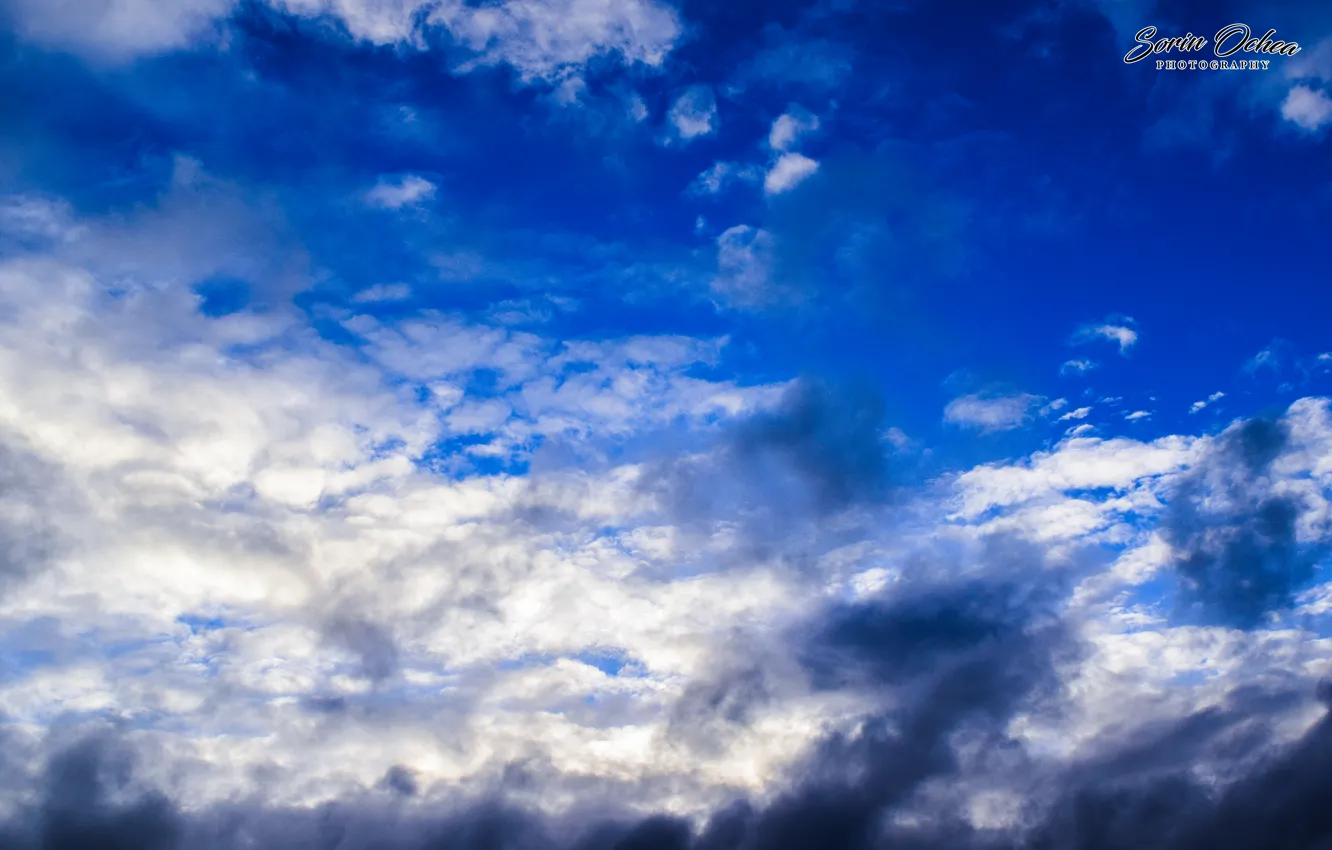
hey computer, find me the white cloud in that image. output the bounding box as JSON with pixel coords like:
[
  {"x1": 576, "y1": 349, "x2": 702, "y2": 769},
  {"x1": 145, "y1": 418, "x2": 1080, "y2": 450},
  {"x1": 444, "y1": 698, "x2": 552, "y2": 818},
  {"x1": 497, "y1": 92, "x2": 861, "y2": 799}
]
[
  {"x1": 1282, "y1": 85, "x2": 1332, "y2": 132},
  {"x1": 768, "y1": 108, "x2": 819, "y2": 152},
  {"x1": 2, "y1": 0, "x2": 234, "y2": 60},
  {"x1": 6, "y1": 0, "x2": 681, "y2": 80},
  {"x1": 764, "y1": 153, "x2": 819, "y2": 195},
  {"x1": 944, "y1": 392, "x2": 1043, "y2": 433},
  {"x1": 1074, "y1": 318, "x2": 1138, "y2": 353},
  {"x1": 1125, "y1": 410, "x2": 1151, "y2": 421},
  {"x1": 668, "y1": 86, "x2": 718, "y2": 141},
  {"x1": 352, "y1": 283, "x2": 412, "y2": 303},
  {"x1": 1058, "y1": 406, "x2": 1092, "y2": 422},
  {"x1": 1189, "y1": 391, "x2": 1226, "y2": 414},
  {"x1": 364, "y1": 175, "x2": 436, "y2": 209},
  {"x1": 1060, "y1": 359, "x2": 1097, "y2": 376},
  {"x1": 273, "y1": 0, "x2": 435, "y2": 44},
  {"x1": 689, "y1": 162, "x2": 761, "y2": 197},
  {"x1": 7, "y1": 183, "x2": 1332, "y2": 828},
  {"x1": 432, "y1": 0, "x2": 680, "y2": 80}
]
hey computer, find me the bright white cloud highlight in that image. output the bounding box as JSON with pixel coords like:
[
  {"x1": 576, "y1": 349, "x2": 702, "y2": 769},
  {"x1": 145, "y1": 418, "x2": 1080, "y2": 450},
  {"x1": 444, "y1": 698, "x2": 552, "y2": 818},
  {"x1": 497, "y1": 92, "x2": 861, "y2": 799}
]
[
  {"x1": 1075, "y1": 318, "x2": 1138, "y2": 353},
  {"x1": 768, "y1": 108, "x2": 819, "y2": 151},
  {"x1": 365, "y1": 175, "x2": 437, "y2": 209},
  {"x1": 1190, "y1": 391, "x2": 1225, "y2": 414},
  {"x1": 5, "y1": 0, "x2": 682, "y2": 79},
  {"x1": 764, "y1": 153, "x2": 820, "y2": 195},
  {"x1": 1282, "y1": 85, "x2": 1332, "y2": 132}
]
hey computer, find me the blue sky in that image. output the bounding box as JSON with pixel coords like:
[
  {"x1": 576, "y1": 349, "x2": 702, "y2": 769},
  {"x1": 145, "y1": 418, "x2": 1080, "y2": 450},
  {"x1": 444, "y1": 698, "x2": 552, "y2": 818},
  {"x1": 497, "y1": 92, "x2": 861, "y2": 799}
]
[{"x1": 1, "y1": 0, "x2": 1332, "y2": 847}]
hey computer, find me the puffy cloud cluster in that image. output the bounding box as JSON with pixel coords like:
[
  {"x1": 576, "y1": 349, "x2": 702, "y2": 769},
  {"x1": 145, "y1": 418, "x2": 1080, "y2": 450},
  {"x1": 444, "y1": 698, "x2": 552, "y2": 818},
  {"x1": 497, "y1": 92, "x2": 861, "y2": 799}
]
[
  {"x1": 2, "y1": 0, "x2": 682, "y2": 82},
  {"x1": 2, "y1": 187, "x2": 1332, "y2": 848}
]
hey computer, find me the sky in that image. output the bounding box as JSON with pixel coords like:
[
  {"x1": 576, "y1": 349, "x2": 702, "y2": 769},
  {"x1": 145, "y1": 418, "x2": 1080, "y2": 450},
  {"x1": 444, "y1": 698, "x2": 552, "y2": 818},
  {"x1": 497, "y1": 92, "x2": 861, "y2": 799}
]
[{"x1": 0, "y1": 0, "x2": 1331, "y2": 847}]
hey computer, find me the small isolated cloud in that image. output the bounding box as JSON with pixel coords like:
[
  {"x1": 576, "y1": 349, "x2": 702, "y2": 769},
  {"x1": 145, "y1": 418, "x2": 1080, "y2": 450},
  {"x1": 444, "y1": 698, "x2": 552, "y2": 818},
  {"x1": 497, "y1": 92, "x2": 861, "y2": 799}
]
[
  {"x1": 1060, "y1": 359, "x2": 1097, "y2": 376},
  {"x1": 764, "y1": 153, "x2": 819, "y2": 195},
  {"x1": 1125, "y1": 410, "x2": 1152, "y2": 421},
  {"x1": 1065, "y1": 423, "x2": 1094, "y2": 437},
  {"x1": 1282, "y1": 85, "x2": 1332, "y2": 132},
  {"x1": 1244, "y1": 340, "x2": 1292, "y2": 378},
  {"x1": 1190, "y1": 391, "x2": 1226, "y2": 414},
  {"x1": 352, "y1": 284, "x2": 412, "y2": 303},
  {"x1": 668, "y1": 86, "x2": 718, "y2": 140},
  {"x1": 768, "y1": 107, "x2": 819, "y2": 152},
  {"x1": 365, "y1": 175, "x2": 436, "y2": 209},
  {"x1": 1074, "y1": 316, "x2": 1138, "y2": 353},
  {"x1": 944, "y1": 392, "x2": 1042, "y2": 433},
  {"x1": 1058, "y1": 406, "x2": 1092, "y2": 422},
  {"x1": 712, "y1": 224, "x2": 777, "y2": 308},
  {"x1": 689, "y1": 161, "x2": 759, "y2": 197},
  {"x1": 626, "y1": 92, "x2": 649, "y2": 122}
]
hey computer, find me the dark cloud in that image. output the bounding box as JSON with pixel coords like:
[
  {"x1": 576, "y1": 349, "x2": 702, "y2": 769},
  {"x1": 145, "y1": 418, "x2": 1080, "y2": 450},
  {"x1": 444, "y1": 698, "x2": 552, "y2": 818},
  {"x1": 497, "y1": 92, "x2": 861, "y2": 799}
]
[
  {"x1": 1031, "y1": 685, "x2": 1332, "y2": 850},
  {"x1": 643, "y1": 378, "x2": 896, "y2": 563},
  {"x1": 1163, "y1": 417, "x2": 1324, "y2": 628},
  {"x1": 324, "y1": 615, "x2": 401, "y2": 683},
  {"x1": 0, "y1": 444, "x2": 70, "y2": 593}
]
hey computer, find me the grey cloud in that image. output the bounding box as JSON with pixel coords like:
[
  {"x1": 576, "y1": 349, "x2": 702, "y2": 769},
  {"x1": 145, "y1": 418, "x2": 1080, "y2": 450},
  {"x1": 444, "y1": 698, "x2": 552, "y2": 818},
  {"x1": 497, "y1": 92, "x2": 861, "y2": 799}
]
[{"x1": 1163, "y1": 417, "x2": 1325, "y2": 628}]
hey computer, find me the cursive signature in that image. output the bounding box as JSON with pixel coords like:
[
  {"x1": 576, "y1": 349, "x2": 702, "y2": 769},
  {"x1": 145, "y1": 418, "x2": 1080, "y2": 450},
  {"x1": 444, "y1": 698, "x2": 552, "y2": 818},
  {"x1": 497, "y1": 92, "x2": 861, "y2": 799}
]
[{"x1": 1123, "y1": 23, "x2": 1301, "y2": 64}]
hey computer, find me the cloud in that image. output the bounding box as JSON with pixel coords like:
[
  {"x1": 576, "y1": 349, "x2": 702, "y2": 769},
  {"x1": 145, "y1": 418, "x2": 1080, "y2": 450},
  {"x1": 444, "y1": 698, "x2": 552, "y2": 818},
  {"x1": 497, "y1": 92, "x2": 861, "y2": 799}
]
[
  {"x1": 944, "y1": 392, "x2": 1043, "y2": 433},
  {"x1": 1058, "y1": 406, "x2": 1092, "y2": 422},
  {"x1": 668, "y1": 86, "x2": 718, "y2": 141},
  {"x1": 4, "y1": 0, "x2": 681, "y2": 79},
  {"x1": 1074, "y1": 316, "x2": 1138, "y2": 353},
  {"x1": 1282, "y1": 85, "x2": 1332, "y2": 132},
  {"x1": 432, "y1": 0, "x2": 681, "y2": 80},
  {"x1": 688, "y1": 162, "x2": 760, "y2": 197},
  {"x1": 1060, "y1": 359, "x2": 1098, "y2": 376},
  {"x1": 1245, "y1": 339, "x2": 1293, "y2": 377},
  {"x1": 1191, "y1": 391, "x2": 1226, "y2": 414},
  {"x1": 764, "y1": 153, "x2": 820, "y2": 196},
  {"x1": 1, "y1": 0, "x2": 234, "y2": 60},
  {"x1": 351, "y1": 283, "x2": 412, "y2": 303},
  {"x1": 1161, "y1": 417, "x2": 1326, "y2": 628},
  {"x1": 711, "y1": 224, "x2": 779, "y2": 309},
  {"x1": 768, "y1": 107, "x2": 820, "y2": 152},
  {"x1": 1125, "y1": 410, "x2": 1151, "y2": 421},
  {"x1": 364, "y1": 175, "x2": 436, "y2": 209},
  {"x1": 6, "y1": 176, "x2": 1332, "y2": 850}
]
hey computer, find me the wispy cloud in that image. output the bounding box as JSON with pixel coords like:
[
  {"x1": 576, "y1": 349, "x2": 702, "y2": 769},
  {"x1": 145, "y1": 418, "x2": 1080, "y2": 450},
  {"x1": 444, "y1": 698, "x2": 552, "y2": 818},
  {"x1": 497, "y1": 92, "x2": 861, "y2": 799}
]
[
  {"x1": 1190, "y1": 391, "x2": 1226, "y2": 414},
  {"x1": 365, "y1": 174, "x2": 436, "y2": 209},
  {"x1": 1060, "y1": 358, "x2": 1098, "y2": 376},
  {"x1": 1074, "y1": 316, "x2": 1138, "y2": 353},
  {"x1": 944, "y1": 391, "x2": 1043, "y2": 432},
  {"x1": 668, "y1": 86, "x2": 718, "y2": 140},
  {"x1": 1282, "y1": 85, "x2": 1332, "y2": 132}
]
